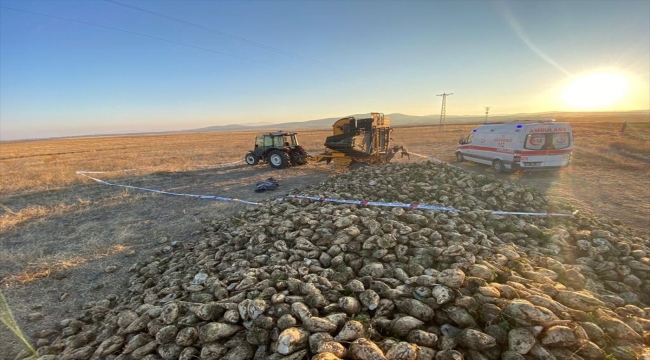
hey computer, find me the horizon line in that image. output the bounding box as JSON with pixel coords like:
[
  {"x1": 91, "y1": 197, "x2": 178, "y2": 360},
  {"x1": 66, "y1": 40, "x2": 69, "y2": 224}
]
[{"x1": 2, "y1": 109, "x2": 648, "y2": 142}]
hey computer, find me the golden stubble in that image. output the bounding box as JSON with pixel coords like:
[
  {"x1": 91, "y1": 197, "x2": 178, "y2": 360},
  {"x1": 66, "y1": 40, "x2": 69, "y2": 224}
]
[{"x1": 1, "y1": 244, "x2": 131, "y2": 288}]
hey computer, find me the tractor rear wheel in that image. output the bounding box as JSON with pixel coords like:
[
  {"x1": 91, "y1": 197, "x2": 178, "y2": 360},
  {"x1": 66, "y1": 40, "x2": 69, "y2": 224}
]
[
  {"x1": 269, "y1": 150, "x2": 290, "y2": 169},
  {"x1": 245, "y1": 152, "x2": 259, "y2": 165},
  {"x1": 292, "y1": 150, "x2": 308, "y2": 165}
]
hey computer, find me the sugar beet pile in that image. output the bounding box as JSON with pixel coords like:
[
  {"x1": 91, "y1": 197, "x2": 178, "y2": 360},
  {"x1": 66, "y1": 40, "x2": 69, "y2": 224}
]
[{"x1": 27, "y1": 162, "x2": 650, "y2": 360}]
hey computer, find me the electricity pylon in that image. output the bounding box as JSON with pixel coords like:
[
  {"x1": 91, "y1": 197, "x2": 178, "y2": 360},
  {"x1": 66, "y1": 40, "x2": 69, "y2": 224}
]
[
  {"x1": 484, "y1": 106, "x2": 491, "y2": 123},
  {"x1": 437, "y1": 93, "x2": 453, "y2": 130}
]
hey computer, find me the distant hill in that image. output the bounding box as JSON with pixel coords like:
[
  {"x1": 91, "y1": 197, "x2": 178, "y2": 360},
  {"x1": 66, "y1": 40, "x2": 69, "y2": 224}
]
[
  {"x1": 5, "y1": 110, "x2": 645, "y2": 142},
  {"x1": 190, "y1": 110, "x2": 649, "y2": 132}
]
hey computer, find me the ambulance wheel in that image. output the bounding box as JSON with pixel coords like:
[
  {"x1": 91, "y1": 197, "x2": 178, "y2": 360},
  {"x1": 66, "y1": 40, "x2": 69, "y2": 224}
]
[
  {"x1": 492, "y1": 160, "x2": 505, "y2": 174},
  {"x1": 456, "y1": 152, "x2": 464, "y2": 162}
]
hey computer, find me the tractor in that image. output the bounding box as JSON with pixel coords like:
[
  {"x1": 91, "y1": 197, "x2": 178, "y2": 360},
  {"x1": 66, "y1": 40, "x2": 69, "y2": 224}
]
[{"x1": 244, "y1": 131, "x2": 308, "y2": 169}]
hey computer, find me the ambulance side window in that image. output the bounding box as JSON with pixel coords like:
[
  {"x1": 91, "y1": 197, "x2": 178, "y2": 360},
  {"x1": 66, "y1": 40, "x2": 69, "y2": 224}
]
[
  {"x1": 466, "y1": 134, "x2": 474, "y2": 144},
  {"x1": 525, "y1": 134, "x2": 546, "y2": 150}
]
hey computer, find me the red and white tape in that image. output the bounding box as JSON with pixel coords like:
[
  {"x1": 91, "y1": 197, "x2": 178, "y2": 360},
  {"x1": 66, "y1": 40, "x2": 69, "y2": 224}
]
[{"x1": 75, "y1": 159, "x2": 575, "y2": 216}]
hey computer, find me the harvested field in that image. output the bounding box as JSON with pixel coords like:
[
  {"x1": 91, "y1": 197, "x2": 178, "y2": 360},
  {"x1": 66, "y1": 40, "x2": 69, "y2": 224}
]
[{"x1": 0, "y1": 115, "x2": 648, "y2": 359}]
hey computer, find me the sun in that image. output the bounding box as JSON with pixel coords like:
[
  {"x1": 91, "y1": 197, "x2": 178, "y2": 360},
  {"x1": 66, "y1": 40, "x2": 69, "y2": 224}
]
[{"x1": 562, "y1": 72, "x2": 628, "y2": 109}]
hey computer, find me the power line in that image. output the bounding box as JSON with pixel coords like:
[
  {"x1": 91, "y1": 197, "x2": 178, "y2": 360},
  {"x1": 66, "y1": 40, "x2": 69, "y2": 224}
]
[
  {"x1": 102, "y1": 0, "x2": 386, "y2": 84},
  {"x1": 437, "y1": 92, "x2": 453, "y2": 130},
  {"x1": 0, "y1": 6, "x2": 360, "y2": 85}
]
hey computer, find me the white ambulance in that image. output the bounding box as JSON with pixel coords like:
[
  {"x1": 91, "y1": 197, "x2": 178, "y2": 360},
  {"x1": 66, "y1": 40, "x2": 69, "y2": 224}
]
[{"x1": 456, "y1": 119, "x2": 573, "y2": 173}]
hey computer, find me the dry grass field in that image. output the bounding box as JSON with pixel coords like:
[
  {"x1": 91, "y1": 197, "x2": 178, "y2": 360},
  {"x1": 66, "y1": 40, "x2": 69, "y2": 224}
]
[
  {"x1": 0, "y1": 114, "x2": 648, "y2": 358},
  {"x1": 0, "y1": 131, "x2": 326, "y2": 232}
]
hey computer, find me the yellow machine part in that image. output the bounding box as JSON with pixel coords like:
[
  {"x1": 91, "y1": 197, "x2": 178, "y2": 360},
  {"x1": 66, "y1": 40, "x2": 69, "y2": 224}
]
[
  {"x1": 312, "y1": 152, "x2": 353, "y2": 168},
  {"x1": 313, "y1": 113, "x2": 392, "y2": 168},
  {"x1": 331, "y1": 157, "x2": 352, "y2": 167},
  {"x1": 331, "y1": 112, "x2": 390, "y2": 136},
  {"x1": 331, "y1": 117, "x2": 350, "y2": 136}
]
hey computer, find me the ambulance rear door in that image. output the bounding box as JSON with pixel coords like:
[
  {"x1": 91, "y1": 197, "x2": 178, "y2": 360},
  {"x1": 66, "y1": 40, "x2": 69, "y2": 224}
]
[
  {"x1": 521, "y1": 124, "x2": 572, "y2": 168},
  {"x1": 520, "y1": 131, "x2": 549, "y2": 169},
  {"x1": 545, "y1": 130, "x2": 572, "y2": 167}
]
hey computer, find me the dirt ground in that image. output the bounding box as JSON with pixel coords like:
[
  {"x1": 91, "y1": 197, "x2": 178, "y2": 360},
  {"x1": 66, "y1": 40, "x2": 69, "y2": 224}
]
[
  {"x1": 457, "y1": 161, "x2": 648, "y2": 232},
  {"x1": 1, "y1": 118, "x2": 649, "y2": 359},
  {"x1": 0, "y1": 162, "x2": 337, "y2": 359}
]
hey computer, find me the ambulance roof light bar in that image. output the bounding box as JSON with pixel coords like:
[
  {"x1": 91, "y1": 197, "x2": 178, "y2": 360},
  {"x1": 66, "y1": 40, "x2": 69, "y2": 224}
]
[{"x1": 510, "y1": 119, "x2": 556, "y2": 123}]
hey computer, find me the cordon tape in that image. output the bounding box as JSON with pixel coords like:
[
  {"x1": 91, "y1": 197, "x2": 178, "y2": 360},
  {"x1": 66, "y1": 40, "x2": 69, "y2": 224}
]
[{"x1": 75, "y1": 158, "x2": 576, "y2": 217}]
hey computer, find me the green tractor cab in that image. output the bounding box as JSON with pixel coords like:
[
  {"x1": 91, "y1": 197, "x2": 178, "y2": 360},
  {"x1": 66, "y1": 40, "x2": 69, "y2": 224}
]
[{"x1": 245, "y1": 131, "x2": 309, "y2": 169}]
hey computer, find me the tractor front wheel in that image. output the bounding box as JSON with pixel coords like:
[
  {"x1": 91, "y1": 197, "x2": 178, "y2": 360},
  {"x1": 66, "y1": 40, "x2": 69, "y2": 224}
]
[
  {"x1": 269, "y1": 150, "x2": 290, "y2": 169},
  {"x1": 245, "y1": 152, "x2": 259, "y2": 165}
]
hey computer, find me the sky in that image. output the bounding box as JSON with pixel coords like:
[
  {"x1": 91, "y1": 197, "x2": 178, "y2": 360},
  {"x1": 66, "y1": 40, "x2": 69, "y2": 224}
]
[{"x1": 1, "y1": 0, "x2": 649, "y2": 140}]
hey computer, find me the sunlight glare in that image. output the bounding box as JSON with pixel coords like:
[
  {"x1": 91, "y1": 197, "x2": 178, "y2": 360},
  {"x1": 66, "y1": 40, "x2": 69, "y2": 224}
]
[{"x1": 562, "y1": 73, "x2": 628, "y2": 109}]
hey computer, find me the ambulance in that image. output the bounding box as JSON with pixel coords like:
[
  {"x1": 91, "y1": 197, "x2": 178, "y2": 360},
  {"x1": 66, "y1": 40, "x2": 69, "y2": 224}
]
[{"x1": 456, "y1": 119, "x2": 573, "y2": 173}]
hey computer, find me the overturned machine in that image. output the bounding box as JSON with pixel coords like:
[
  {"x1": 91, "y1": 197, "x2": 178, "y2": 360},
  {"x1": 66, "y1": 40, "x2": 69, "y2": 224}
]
[{"x1": 313, "y1": 112, "x2": 403, "y2": 168}]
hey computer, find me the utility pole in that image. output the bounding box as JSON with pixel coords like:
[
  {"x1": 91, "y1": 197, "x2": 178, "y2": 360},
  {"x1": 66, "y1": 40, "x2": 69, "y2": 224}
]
[
  {"x1": 484, "y1": 106, "x2": 491, "y2": 123},
  {"x1": 437, "y1": 92, "x2": 453, "y2": 130}
]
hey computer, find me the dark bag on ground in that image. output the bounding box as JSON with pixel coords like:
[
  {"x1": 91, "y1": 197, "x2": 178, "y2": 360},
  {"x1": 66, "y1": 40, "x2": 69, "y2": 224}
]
[{"x1": 255, "y1": 177, "x2": 279, "y2": 192}]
